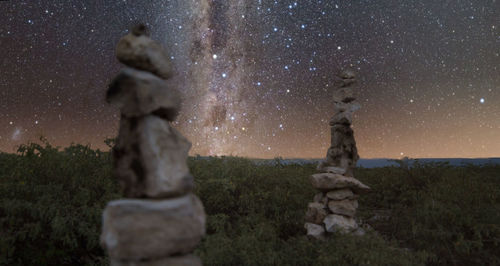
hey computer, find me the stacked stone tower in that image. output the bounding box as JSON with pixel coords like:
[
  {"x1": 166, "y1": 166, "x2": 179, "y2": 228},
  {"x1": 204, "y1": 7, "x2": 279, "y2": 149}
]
[
  {"x1": 304, "y1": 69, "x2": 371, "y2": 239},
  {"x1": 100, "y1": 25, "x2": 206, "y2": 265}
]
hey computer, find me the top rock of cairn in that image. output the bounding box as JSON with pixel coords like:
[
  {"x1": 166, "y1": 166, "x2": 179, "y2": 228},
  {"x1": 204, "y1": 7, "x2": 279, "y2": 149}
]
[{"x1": 116, "y1": 24, "x2": 173, "y2": 80}]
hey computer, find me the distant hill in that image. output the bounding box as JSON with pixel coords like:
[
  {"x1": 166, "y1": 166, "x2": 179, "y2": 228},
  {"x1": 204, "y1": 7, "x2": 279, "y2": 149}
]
[{"x1": 249, "y1": 157, "x2": 500, "y2": 168}]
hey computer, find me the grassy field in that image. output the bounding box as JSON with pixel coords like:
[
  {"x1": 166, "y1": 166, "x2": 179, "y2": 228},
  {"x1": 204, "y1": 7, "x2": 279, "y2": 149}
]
[{"x1": 1, "y1": 141, "x2": 499, "y2": 265}]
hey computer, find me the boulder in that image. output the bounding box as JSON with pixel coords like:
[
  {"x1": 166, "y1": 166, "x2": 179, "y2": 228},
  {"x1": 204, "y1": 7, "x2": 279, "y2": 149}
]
[
  {"x1": 107, "y1": 67, "x2": 181, "y2": 120},
  {"x1": 113, "y1": 115, "x2": 193, "y2": 198},
  {"x1": 323, "y1": 214, "x2": 358, "y2": 233},
  {"x1": 111, "y1": 254, "x2": 201, "y2": 266},
  {"x1": 115, "y1": 30, "x2": 173, "y2": 79},
  {"x1": 326, "y1": 189, "x2": 357, "y2": 200},
  {"x1": 310, "y1": 173, "x2": 371, "y2": 194},
  {"x1": 328, "y1": 199, "x2": 358, "y2": 217},
  {"x1": 305, "y1": 202, "x2": 328, "y2": 224},
  {"x1": 101, "y1": 194, "x2": 206, "y2": 261},
  {"x1": 304, "y1": 222, "x2": 325, "y2": 240}
]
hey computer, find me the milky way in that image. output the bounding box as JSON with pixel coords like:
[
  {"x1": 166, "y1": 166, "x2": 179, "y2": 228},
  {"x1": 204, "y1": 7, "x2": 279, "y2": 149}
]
[{"x1": 1, "y1": 1, "x2": 499, "y2": 158}]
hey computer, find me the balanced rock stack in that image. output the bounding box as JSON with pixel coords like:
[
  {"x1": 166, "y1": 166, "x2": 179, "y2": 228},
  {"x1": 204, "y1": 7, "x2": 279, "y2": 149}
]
[
  {"x1": 304, "y1": 69, "x2": 371, "y2": 239},
  {"x1": 100, "y1": 25, "x2": 206, "y2": 266}
]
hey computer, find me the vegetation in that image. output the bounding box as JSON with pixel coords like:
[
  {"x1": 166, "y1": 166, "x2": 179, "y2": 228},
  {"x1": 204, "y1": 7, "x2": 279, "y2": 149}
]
[{"x1": 1, "y1": 141, "x2": 499, "y2": 265}]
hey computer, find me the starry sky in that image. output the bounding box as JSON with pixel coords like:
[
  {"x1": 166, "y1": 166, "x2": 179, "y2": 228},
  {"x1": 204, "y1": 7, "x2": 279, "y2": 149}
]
[{"x1": 1, "y1": 0, "x2": 499, "y2": 159}]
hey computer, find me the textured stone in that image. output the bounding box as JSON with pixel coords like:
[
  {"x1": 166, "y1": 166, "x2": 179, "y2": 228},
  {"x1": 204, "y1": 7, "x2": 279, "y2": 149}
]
[
  {"x1": 332, "y1": 87, "x2": 355, "y2": 103},
  {"x1": 310, "y1": 173, "x2": 371, "y2": 194},
  {"x1": 115, "y1": 31, "x2": 173, "y2": 79},
  {"x1": 313, "y1": 193, "x2": 328, "y2": 205},
  {"x1": 328, "y1": 199, "x2": 358, "y2": 217},
  {"x1": 333, "y1": 101, "x2": 361, "y2": 113},
  {"x1": 326, "y1": 188, "x2": 357, "y2": 200},
  {"x1": 111, "y1": 254, "x2": 201, "y2": 266},
  {"x1": 305, "y1": 202, "x2": 328, "y2": 224},
  {"x1": 318, "y1": 166, "x2": 347, "y2": 175},
  {"x1": 113, "y1": 115, "x2": 193, "y2": 198},
  {"x1": 101, "y1": 194, "x2": 206, "y2": 261},
  {"x1": 329, "y1": 111, "x2": 352, "y2": 125},
  {"x1": 323, "y1": 214, "x2": 358, "y2": 233},
  {"x1": 330, "y1": 125, "x2": 354, "y2": 147},
  {"x1": 304, "y1": 222, "x2": 325, "y2": 240},
  {"x1": 107, "y1": 68, "x2": 181, "y2": 120}
]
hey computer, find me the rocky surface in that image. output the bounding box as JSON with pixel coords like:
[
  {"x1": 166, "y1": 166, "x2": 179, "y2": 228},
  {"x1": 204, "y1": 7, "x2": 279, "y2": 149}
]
[
  {"x1": 101, "y1": 195, "x2": 206, "y2": 260},
  {"x1": 113, "y1": 115, "x2": 193, "y2": 198},
  {"x1": 115, "y1": 25, "x2": 173, "y2": 80},
  {"x1": 101, "y1": 25, "x2": 205, "y2": 265},
  {"x1": 304, "y1": 69, "x2": 371, "y2": 238},
  {"x1": 107, "y1": 68, "x2": 181, "y2": 120}
]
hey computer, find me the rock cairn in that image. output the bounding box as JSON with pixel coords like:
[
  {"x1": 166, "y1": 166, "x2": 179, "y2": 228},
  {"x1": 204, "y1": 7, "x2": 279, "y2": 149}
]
[
  {"x1": 304, "y1": 69, "x2": 371, "y2": 239},
  {"x1": 100, "y1": 25, "x2": 206, "y2": 266}
]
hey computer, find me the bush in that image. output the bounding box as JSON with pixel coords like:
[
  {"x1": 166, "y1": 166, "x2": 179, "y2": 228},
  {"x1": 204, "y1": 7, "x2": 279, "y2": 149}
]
[{"x1": 1, "y1": 142, "x2": 499, "y2": 265}]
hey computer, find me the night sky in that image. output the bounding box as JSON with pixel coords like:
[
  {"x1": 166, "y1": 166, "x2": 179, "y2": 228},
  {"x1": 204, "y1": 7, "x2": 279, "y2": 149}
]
[{"x1": 1, "y1": 1, "x2": 499, "y2": 159}]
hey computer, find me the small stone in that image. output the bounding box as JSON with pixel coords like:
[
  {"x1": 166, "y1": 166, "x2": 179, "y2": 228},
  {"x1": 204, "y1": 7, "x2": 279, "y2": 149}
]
[
  {"x1": 321, "y1": 166, "x2": 347, "y2": 175},
  {"x1": 116, "y1": 32, "x2": 173, "y2": 79},
  {"x1": 326, "y1": 188, "x2": 356, "y2": 200},
  {"x1": 323, "y1": 214, "x2": 358, "y2": 233},
  {"x1": 328, "y1": 199, "x2": 358, "y2": 217},
  {"x1": 101, "y1": 194, "x2": 206, "y2": 261},
  {"x1": 353, "y1": 227, "x2": 366, "y2": 236},
  {"x1": 313, "y1": 193, "x2": 328, "y2": 205},
  {"x1": 113, "y1": 115, "x2": 193, "y2": 198},
  {"x1": 333, "y1": 101, "x2": 361, "y2": 113},
  {"x1": 329, "y1": 111, "x2": 352, "y2": 126},
  {"x1": 310, "y1": 173, "x2": 371, "y2": 194},
  {"x1": 339, "y1": 69, "x2": 356, "y2": 79},
  {"x1": 332, "y1": 87, "x2": 355, "y2": 103},
  {"x1": 305, "y1": 202, "x2": 328, "y2": 224},
  {"x1": 107, "y1": 68, "x2": 181, "y2": 120},
  {"x1": 304, "y1": 222, "x2": 325, "y2": 240},
  {"x1": 111, "y1": 254, "x2": 202, "y2": 266}
]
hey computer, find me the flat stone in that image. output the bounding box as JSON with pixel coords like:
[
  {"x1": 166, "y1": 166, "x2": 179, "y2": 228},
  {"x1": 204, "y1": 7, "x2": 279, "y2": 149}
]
[
  {"x1": 107, "y1": 68, "x2": 181, "y2": 120},
  {"x1": 111, "y1": 254, "x2": 201, "y2": 266},
  {"x1": 304, "y1": 222, "x2": 325, "y2": 240},
  {"x1": 326, "y1": 189, "x2": 357, "y2": 200},
  {"x1": 333, "y1": 101, "x2": 361, "y2": 114},
  {"x1": 320, "y1": 166, "x2": 347, "y2": 175},
  {"x1": 310, "y1": 173, "x2": 371, "y2": 194},
  {"x1": 329, "y1": 111, "x2": 352, "y2": 125},
  {"x1": 328, "y1": 199, "x2": 358, "y2": 217},
  {"x1": 332, "y1": 87, "x2": 355, "y2": 103},
  {"x1": 323, "y1": 214, "x2": 358, "y2": 234},
  {"x1": 113, "y1": 115, "x2": 193, "y2": 198},
  {"x1": 101, "y1": 195, "x2": 206, "y2": 261},
  {"x1": 116, "y1": 32, "x2": 173, "y2": 79},
  {"x1": 305, "y1": 202, "x2": 328, "y2": 224}
]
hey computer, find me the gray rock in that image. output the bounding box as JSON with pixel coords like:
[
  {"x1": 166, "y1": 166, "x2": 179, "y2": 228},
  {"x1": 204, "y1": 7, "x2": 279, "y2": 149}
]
[
  {"x1": 332, "y1": 87, "x2": 355, "y2": 103},
  {"x1": 113, "y1": 115, "x2": 193, "y2": 198},
  {"x1": 304, "y1": 222, "x2": 325, "y2": 240},
  {"x1": 328, "y1": 199, "x2": 358, "y2": 217},
  {"x1": 323, "y1": 214, "x2": 358, "y2": 234},
  {"x1": 313, "y1": 193, "x2": 328, "y2": 205},
  {"x1": 339, "y1": 69, "x2": 356, "y2": 79},
  {"x1": 101, "y1": 194, "x2": 206, "y2": 261},
  {"x1": 333, "y1": 101, "x2": 361, "y2": 114},
  {"x1": 305, "y1": 202, "x2": 328, "y2": 224},
  {"x1": 116, "y1": 32, "x2": 173, "y2": 79},
  {"x1": 326, "y1": 188, "x2": 356, "y2": 200},
  {"x1": 310, "y1": 173, "x2": 371, "y2": 194},
  {"x1": 111, "y1": 254, "x2": 201, "y2": 266},
  {"x1": 329, "y1": 111, "x2": 352, "y2": 126},
  {"x1": 107, "y1": 68, "x2": 181, "y2": 120}
]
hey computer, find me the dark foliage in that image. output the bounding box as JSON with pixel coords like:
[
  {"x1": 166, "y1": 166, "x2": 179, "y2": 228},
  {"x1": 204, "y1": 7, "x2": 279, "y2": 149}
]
[{"x1": 1, "y1": 142, "x2": 499, "y2": 265}]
